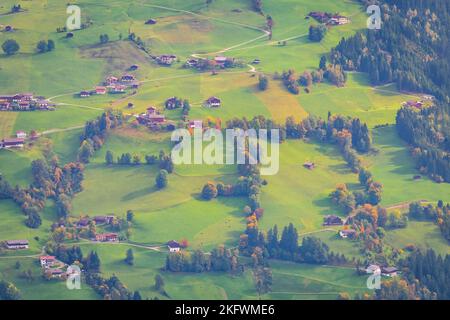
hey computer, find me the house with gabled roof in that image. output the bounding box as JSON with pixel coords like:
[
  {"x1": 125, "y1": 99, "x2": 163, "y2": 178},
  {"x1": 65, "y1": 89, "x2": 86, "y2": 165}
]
[
  {"x1": 156, "y1": 55, "x2": 177, "y2": 66},
  {"x1": 95, "y1": 86, "x2": 107, "y2": 95},
  {"x1": 5, "y1": 240, "x2": 29, "y2": 249},
  {"x1": 167, "y1": 240, "x2": 181, "y2": 252}
]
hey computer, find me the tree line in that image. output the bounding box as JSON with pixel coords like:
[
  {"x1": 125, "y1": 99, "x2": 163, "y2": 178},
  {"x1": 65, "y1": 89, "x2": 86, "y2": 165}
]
[{"x1": 78, "y1": 110, "x2": 124, "y2": 163}]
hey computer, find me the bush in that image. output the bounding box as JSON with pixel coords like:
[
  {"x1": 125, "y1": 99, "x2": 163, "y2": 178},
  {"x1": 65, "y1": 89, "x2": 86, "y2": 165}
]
[
  {"x1": 2, "y1": 39, "x2": 20, "y2": 55},
  {"x1": 155, "y1": 170, "x2": 168, "y2": 189},
  {"x1": 201, "y1": 182, "x2": 218, "y2": 200}
]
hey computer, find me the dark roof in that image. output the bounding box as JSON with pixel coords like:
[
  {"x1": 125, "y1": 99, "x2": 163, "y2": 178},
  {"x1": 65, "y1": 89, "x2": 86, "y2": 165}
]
[
  {"x1": 167, "y1": 240, "x2": 180, "y2": 248},
  {"x1": 6, "y1": 240, "x2": 29, "y2": 245},
  {"x1": 2, "y1": 138, "x2": 25, "y2": 145},
  {"x1": 382, "y1": 267, "x2": 398, "y2": 273}
]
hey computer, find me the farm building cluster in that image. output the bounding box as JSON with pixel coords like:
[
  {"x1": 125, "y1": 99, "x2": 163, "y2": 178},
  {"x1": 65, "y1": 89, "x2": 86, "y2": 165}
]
[
  {"x1": 0, "y1": 93, "x2": 53, "y2": 111},
  {"x1": 79, "y1": 73, "x2": 140, "y2": 98},
  {"x1": 308, "y1": 12, "x2": 350, "y2": 25},
  {"x1": 0, "y1": 130, "x2": 36, "y2": 149},
  {"x1": 156, "y1": 54, "x2": 177, "y2": 66},
  {"x1": 402, "y1": 96, "x2": 434, "y2": 109},
  {"x1": 185, "y1": 56, "x2": 240, "y2": 71}
]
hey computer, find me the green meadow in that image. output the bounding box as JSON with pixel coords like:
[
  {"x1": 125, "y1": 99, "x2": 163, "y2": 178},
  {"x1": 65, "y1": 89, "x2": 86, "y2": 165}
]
[{"x1": 75, "y1": 243, "x2": 368, "y2": 300}]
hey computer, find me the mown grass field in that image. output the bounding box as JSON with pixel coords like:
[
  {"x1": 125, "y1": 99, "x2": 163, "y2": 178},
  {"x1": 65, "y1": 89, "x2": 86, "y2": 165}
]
[
  {"x1": 71, "y1": 130, "x2": 246, "y2": 249},
  {"x1": 259, "y1": 139, "x2": 360, "y2": 233},
  {"x1": 0, "y1": 258, "x2": 98, "y2": 299},
  {"x1": 385, "y1": 221, "x2": 450, "y2": 256},
  {"x1": 0, "y1": 200, "x2": 53, "y2": 255}
]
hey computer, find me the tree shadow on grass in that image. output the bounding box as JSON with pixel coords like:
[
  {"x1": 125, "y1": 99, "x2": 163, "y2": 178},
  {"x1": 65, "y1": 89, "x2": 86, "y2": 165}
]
[
  {"x1": 121, "y1": 185, "x2": 156, "y2": 202},
  {"x1": 312, "y1": 197, "x2": 345, "y2": 217},
  {"x1": 328, "y1": 163, "x2": 353, "y2": 175}
]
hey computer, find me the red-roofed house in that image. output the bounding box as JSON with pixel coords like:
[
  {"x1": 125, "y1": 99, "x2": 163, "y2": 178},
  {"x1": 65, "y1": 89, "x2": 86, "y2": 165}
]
[
  {"x1": 40, "y1": 255, "x2": 57, "y2": 268},
  {"x1": 95, "y1": 86, "x2": 107, "y2": 95},
  {"x1": 95, "y1": 233, "x2": 118, "y2": 242}
]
